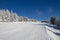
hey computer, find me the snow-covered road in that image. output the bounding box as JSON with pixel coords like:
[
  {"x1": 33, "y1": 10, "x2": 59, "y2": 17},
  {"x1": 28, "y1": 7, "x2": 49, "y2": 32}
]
[{"x1": 0, "y1": 22, "x2": 49, "y2": 40}]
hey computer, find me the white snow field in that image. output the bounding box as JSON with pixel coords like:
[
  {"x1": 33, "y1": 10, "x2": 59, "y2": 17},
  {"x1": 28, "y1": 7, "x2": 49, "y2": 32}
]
[
  {"x1": 0, "y1": 22, "x2": 60, "y2": 40},
  {"x1": 0, "y1": 22, "x2": 50, "y2": 40}
]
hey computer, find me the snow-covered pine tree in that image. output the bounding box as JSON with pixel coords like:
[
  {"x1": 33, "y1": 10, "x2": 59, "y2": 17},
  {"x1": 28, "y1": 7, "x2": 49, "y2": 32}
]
[{"x1": 0, "y1": 9, "x2": 37, "y2": 22}]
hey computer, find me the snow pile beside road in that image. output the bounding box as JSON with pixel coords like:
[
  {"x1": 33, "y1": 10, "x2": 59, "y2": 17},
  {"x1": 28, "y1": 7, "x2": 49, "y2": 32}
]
[{"x1": 46, "y1": 25, "x2": 60, "y2": 40}]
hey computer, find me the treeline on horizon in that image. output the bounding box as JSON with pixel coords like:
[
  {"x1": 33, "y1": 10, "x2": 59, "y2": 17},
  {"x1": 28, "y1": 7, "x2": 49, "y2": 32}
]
[
  {"x1": 42, "y1": 16, "x2": 60, "y2": 26},
  {"x1": 50, "y1": 16, "x2": 60, "y2": 26},
  {"x1": 0, "y1": 9, "x2": 37, "y2": 22}
]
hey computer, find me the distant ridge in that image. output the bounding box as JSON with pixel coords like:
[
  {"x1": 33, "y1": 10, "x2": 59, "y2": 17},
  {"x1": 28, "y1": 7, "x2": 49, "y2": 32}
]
[{"x1": 0, "y1": 9, "x2": 37, "y2": 22}]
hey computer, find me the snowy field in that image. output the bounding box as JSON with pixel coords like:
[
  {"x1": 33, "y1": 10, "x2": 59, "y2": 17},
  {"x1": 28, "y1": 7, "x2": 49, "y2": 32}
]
[
  {"x1": 0, "y1": 22, "x2": 60, "y2": 40},
  {"x1": 0, "y1": 22, "x2": 50, "y2": 40}
]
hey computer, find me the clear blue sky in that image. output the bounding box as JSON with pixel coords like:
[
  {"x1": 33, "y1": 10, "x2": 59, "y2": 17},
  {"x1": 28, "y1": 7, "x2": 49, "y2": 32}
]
[{"x1": 0, "y1": 0, "x2": 60, "y2": 21}]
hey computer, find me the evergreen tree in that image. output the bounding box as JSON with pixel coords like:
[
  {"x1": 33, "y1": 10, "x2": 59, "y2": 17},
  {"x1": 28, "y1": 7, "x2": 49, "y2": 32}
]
[{"x1": 50, "y1": 16, "x2": 56, "y2": 25}]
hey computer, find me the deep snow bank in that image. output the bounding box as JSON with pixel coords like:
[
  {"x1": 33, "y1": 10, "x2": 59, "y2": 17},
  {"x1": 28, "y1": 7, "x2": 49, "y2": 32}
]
[
  {"x1": 46, "y1": 25, "x2": 60, "y2": 40},
  {"x1": 0, "y1": 22, "x2": 49, "y2": 40}
]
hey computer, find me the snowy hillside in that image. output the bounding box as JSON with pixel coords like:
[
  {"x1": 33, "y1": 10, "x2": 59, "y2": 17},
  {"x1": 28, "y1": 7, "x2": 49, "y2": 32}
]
[
  {"x1": 0, "y1": 9, "x2": 60, "y2": 40},
  {"x1": 0, "y1": 22, "x2": 50, "y2": 40}
]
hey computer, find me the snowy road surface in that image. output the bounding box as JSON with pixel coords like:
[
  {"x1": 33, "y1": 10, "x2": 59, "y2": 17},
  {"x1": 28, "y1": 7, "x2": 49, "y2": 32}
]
[{"x1": 0, "y1": 22, "x2": 49, "y2": 40}]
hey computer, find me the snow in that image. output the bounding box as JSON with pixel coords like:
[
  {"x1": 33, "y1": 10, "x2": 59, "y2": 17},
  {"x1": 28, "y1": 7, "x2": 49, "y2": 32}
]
[
  {"x1": 0, "y1": 9, "x2": 60, "y2": 40},
  {"x1": 0, "y1": 22, "x2": 60, "y2": 40},
  {"x1": 46, "y1": 25, "x2": 60, "y2": 40},
  {"x1": 0, "y1": 22, "x2": 49, "y2": 40},
  {"x1": 0, "y1": 9, "x2": 37, "y2": 22}
]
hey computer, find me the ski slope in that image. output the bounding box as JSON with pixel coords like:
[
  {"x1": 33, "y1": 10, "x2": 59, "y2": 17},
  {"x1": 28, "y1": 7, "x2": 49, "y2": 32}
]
[{"x1": 0, "y1": 22, "x2": 50, "y2": 40}]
